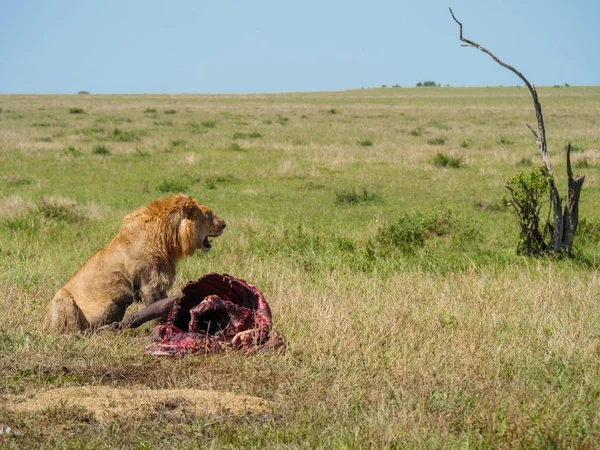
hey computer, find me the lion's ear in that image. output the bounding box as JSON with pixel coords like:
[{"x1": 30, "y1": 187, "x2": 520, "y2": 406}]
[{"x1": 183, "y1": 200, "x2": 200, "y2": 219}]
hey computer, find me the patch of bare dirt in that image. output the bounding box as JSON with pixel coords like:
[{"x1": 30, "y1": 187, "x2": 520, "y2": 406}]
[{"x1": 4, "y1": 386, "x2": 275, "y2": 420}]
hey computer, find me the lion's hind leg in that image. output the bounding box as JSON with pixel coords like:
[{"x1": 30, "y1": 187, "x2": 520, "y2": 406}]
[{"x1": 46, "y1": 288, "x2": 87, "y2": 333}]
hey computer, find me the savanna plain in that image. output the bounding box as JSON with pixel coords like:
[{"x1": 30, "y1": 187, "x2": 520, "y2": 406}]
[{"x1": 1, "y1": 86, "x2": 600, "y2": 448}]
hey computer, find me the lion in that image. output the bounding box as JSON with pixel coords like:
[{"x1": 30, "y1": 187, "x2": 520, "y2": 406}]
[{"x1": 46, "y1": 194, "x2": 226, "y2": 333}]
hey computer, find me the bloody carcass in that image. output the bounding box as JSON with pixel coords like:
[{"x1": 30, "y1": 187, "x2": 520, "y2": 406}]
[{"x1": 103, "y1": 273, "x2": 282, "y2": 356}]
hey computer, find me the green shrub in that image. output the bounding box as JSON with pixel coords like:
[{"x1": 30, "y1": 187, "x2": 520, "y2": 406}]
[
  {"x1": 499, "y1": 136, "x2": 513, "y2": 146},
  {"x1": 68, "y1": 108, "x2": 85, "y2": 114},
  {"x1": 144, "y1": 108, "x2": 156, "y2": 113},
  {"x1": 504, "y1": 166, "x2": 551, "y2": 256},
  {"x1": 358, "y1": 139, "x2": 373, "y2": 147},
  {"x1": 229, "y1": 143, "x2": 244, "y2": 151},
  {"x1": 409, "y1": 128, "x2": 422, "y2": 137},
  {"x1": 376, "y1": 211, "x2": 454, "y2": 253},
  {"x1": 164, "y1": 109, "x2": 177, "y2": 115}
]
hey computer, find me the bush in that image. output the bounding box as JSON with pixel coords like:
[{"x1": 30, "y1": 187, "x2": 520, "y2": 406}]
[
  {"x1": 358, "y1": 139, "x2": 373, "y2": 147},
  {"x1": 504, "y1": 166, "x2": 551, "y2": 256},
  {"x1": 144, "y1": 108, "x2": 156, "y2": 113},
  {"x1": 68, "y1": 108, "x2": 85, "y2": 114},
  {"x1": 416, "y1": 81, "x2": 440, "y2": 87},
  {"x1": 376, "y1": 211, "x2": 453, "y2": 253}
]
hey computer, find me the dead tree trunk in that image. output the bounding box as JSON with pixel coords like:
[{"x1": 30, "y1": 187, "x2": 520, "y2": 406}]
[{"x1": 449, "y1": 8, "x2": 585, "y2": 256}]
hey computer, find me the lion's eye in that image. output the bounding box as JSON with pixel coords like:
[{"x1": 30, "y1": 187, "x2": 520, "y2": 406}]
[{"x1": 207, "y1": 211, "x2": 213, "y2": 217}]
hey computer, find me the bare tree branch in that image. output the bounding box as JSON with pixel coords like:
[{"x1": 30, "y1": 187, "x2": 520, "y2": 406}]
[{"x1": 449, "y1": 7, "x2": 584, "y2": 255}]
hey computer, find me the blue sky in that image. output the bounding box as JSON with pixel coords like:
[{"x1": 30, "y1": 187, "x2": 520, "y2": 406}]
[{"x1": 1, "y1": 0, "x2": 598, "y2": 94}]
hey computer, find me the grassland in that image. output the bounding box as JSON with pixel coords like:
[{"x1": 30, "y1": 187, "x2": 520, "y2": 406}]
[{"x1": 1, "y1": 86, "x2": 600, "y2": 448}]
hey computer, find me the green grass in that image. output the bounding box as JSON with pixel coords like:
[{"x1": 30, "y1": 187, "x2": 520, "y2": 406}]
[{"x1": 1, "y1": 86, "x2": 600, "y2": 448}]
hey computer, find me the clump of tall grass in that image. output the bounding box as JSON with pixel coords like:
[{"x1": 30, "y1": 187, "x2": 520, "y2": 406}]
[
  {"x1": 63, "y1": 146, "x2": 82, "y2": 157},
  {"x1": 334, "y1": 187, "x2": 382, "y2": 205},
  {"x1": 233, "y1": 131, "x2": 262, "y2": 139},
  {"x1": 201, "y1": 120, "x2": 217, "y2": 128},
  {"x1": 156, "y1": 178, "x2": 189, "y2": 194},
  {"x1": 169, "y1": 139, "x2": 187, "y2": 148},
  {"x1": 431, "y1": 152, "x2": 462, "y2": 168},
  {"x1": 110, "y1": 128, "x2": 139, "y2": 142},
  {"x1": 427, "y1": 137, "x2": 446, "y2": 145},
  {"x1": 92, "y1": 145, "x2": 110, "y2": 155}
]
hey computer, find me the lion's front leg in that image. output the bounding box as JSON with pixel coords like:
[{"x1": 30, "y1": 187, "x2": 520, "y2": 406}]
[{"x1": 139, "y1": 284, "x2": 168, "y2": 306}]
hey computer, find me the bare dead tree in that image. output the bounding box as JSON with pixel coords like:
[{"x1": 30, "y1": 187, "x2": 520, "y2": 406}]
[{"x1": 449, "y1": 8, "x2": 585, "y2": 256}]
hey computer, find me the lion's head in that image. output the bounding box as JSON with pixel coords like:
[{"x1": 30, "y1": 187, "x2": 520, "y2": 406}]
[
  {"x1": 186, "y1": 202, "x2": 227, "y2": 255},
  {"x1": 126, "y1": 194, "x2": 226, "y2": 260}
]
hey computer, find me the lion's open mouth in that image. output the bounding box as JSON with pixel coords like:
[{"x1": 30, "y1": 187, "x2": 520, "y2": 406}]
[
  {"x1": 202, "y1": 236, "x2": 212, "y2": 252},
  {"x1": 201, "y1": 229, "x2": 224, "y2": 253}
]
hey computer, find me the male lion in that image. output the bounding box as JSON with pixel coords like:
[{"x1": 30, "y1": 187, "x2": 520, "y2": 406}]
[{"x1": 46, "y1": 194, "x2": 226, "y2": 332}]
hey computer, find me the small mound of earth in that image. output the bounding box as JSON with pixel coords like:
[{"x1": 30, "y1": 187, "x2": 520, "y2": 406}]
[{"x1": 5, "y1": 386, "x2": 275, "y2": 420}]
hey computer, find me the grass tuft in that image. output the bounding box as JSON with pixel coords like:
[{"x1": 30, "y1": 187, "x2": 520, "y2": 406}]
[
  {"x1": 431, "y1": 152, "x2": 462, "y2": 168},
  {"x1": 156, "y1": 178, "x2": 188, "y2": 194},
  {"x1": 92, "y1": 145, "x2": 110, "y2": 155},
  {"x1": 427, "y1": 137, "x2": 446, "y2": 145},
  {"x1": 334, "y1": 187, "x2": 382, "y2": 205}
]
